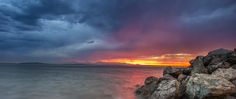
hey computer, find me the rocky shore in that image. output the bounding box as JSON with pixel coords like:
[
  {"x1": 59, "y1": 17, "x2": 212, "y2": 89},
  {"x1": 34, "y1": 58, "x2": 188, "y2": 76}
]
[{"x1": 135, "y1": 48, "x2": 236, "y2": 99}]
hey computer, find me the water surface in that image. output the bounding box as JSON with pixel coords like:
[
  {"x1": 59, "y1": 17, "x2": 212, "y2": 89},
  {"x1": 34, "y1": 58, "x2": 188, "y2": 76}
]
[{"x1": 0, "y1": 64, "x2": 163, "y2": 99}]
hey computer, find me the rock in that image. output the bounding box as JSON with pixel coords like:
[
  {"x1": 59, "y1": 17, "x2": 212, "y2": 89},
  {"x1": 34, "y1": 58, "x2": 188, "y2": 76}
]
[
  {"x1": 163, "y1": 67, "x2": 183, "y2": 78},
  {"x1": 190, "y1": 56, "x2": 208, "y2": 75},
  {"x1": 135, "y1": 84, "x2": 158, "y2": 98},
  {"x1": 208, "y1": 48, "x2": 232, "y2": 56},
  {"x1": 232, "y1": 80, "x2": 236, "y2": 86},
  {"x1": 206, "y1": 62, "x2": 231, "y2": 73},
  {"x1": 212, "y1": 68, "x2": 236, "y2": 81},
  {"x1": 232, "y1": 65, "x2": 236, "y2": 69},
  {"x1": 204, "y1": 48, "x2": 233, "y2": 66},
  {"x1": 186, "y1": 74, "x2": 236, "y2": 99},
  {"x1": 162, "y1": 74, "x2": 176, "y2": 80},
  {"x1": 226, "y1": 96, "x2": 236, "y2": 99},
  {"x1": 150, "y1": 79, "x2": 180, "y2": 99},
  {"x1": 209, "y1": 57, "x2": 226, "y2": 65},
  {"x1": 182, "y1": 67, "x2": 192, "y2": 75},
  {"x1": 227, "y1": 57, "x2": 236, "y2": 65},
  {"x1": 145, "y1": 76, "x2": 159, "y2": 85},
  {"x1": 231, "y1": 80, "x2": 236, "y2": 97},
  {"x1": 135, "y1": 77, "x2": 159, "y2": 98},
  {"x1": 179, "y1": 76, "x2": 190, "y2": 98},
  {"x1": 178, "y1": 74, "x2": 187, "y2": 82}
]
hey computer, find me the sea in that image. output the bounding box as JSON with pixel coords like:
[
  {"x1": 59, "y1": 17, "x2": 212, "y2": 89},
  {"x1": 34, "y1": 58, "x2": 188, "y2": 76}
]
[{"x1": 0, "y1": 64, "x2": 163, "y2": 99}]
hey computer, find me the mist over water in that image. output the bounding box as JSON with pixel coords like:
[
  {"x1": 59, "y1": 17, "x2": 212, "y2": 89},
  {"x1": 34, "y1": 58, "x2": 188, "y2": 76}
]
[{"x1": 0, "y1": 64, "x2": 163, "y2": 99}]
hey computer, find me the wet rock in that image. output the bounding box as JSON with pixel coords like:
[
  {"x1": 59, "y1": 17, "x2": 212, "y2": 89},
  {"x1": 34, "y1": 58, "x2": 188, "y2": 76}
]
[
  {"x1": 186, "y1": 74, "x2": 236, "y2": 99},
  {"x1": 190, "y1": 56, "x2": 208, "y2": 75},
  {"x1": 212, "y1": 68, "x2": 236, "y2": 81},
  {"x1": 150, "y1": 79, "x2": 180, "y2": 99},
  {"x1": 163, "y1": 67, "x2": 183, "y2": 78},
  {"x1": 206, "y1": 62, "x2": 231, "y2": 73}
]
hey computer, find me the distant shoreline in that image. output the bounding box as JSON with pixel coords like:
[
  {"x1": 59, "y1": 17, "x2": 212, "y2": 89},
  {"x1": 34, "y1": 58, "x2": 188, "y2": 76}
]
[{"x1": 0, "y1": 63, "x2": 186, "y2": 68}]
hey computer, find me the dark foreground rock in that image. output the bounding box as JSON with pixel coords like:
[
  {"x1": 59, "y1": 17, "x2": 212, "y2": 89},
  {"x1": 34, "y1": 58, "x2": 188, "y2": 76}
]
[{"x1": 135, "y1": 48, "x2": 236, "y2": 99}]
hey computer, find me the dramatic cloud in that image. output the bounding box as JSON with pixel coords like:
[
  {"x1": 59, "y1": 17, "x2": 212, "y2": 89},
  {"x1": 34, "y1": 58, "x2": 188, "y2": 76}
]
[{"x1": 0, "y1": 0, "x2": 235, "y2": 65}]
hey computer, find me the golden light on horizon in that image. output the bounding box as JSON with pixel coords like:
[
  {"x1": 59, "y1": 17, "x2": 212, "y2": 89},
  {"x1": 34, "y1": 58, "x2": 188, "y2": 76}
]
[{"x1": 98, "y1": 53, "x2": 195, "y2": 66}]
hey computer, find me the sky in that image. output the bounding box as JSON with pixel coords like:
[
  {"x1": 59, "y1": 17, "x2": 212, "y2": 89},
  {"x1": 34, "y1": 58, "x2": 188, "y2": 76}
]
[{"x1": 0, "y1": 0, "x2": 236, "y2": 66}]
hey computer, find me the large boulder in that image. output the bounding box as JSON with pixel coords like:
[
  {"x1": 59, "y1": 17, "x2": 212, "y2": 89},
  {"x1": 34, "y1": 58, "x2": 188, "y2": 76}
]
[
  {"x1": 186, "y1": 74, "x2": 236, "y2": 99},
  {"x1": 206, "y1": 62, "x2": 231, "y2": 73},
  {"x1": 150, "y1": 79, "x2": 180, "y2": 99},
  {"x1": 204, "y1": 48, "x2": 233, "y2": 66},
  {"x1": 212, "y1": 68, "x2": 236, "y2": 81},
  {"x1": 207, "y1": 48, "x2": 232, "y2": 56},
  {"x1": 190, "y1": 56, "x2": 208, "y2": 75}
]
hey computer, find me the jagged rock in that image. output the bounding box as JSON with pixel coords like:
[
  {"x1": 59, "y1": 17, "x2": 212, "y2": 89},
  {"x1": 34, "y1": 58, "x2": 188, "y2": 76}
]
[
  {"x1": 186, "y1": 74, "x2": 236, "y2": 99},
  {"x1": 145, "y1": 76, "x2": 159, "y2": 85},
  {"x1": 206, "y1": 62, "x2": 231, "y2": 73},
  {"x1": 208, "y1": 48, "x2": 232, "y2": 56},
  {"x1": 135, "y1": 77, "x2": 159, "y2": 98},
  {"x1": 163, "y1": 67, "x2": 183, "y2": 78},
  {"x1": 190, "y1": 56, "x2": 208, "y2": 74},
  {"x1": 150, "y1": 79, "x2": 180, "y2": 99},
  {"x1": 204, "y1": 48, "x2": 233, "y2": 66},
  {"x1": 212, "y1": 68, "x2": 236, "y2": 81}
]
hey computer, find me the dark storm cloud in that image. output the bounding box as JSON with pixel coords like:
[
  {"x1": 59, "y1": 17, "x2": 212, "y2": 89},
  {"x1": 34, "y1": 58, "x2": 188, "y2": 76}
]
[{"x1": 0, "y1": 0, "x2": 235, "y2": 62}]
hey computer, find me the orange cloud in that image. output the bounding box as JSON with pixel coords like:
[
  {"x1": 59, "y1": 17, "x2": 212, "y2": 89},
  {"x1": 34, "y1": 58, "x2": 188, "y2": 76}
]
[{"x1": 97, "y1": 53, "x2": 195, "y2": 66}]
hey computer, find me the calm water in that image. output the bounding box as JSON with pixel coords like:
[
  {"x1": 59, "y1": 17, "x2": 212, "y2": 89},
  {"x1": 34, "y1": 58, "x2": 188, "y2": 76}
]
[{"x1": 0, "y1": 64, "x2": 163, "y2": 99}]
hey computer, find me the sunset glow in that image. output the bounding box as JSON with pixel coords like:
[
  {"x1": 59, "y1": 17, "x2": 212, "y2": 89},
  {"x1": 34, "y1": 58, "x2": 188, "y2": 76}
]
[
  {"x1": 0, "y1": 0, "x2": 235, "y2": 66},
  {"x1": 98, "y1": 53, "x2": 195, "y2": 66}
]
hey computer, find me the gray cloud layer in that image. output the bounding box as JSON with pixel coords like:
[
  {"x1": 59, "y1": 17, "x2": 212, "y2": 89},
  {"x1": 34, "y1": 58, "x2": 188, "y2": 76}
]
[{"x1": 0, "y1": 0, "x2": 235, "y2": 62}]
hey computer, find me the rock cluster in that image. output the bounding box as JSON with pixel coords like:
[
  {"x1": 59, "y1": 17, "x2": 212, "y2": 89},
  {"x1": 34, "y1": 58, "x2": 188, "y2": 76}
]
[{"x1": 135, "y1": 48, "x2": 236, "y2": 99}]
